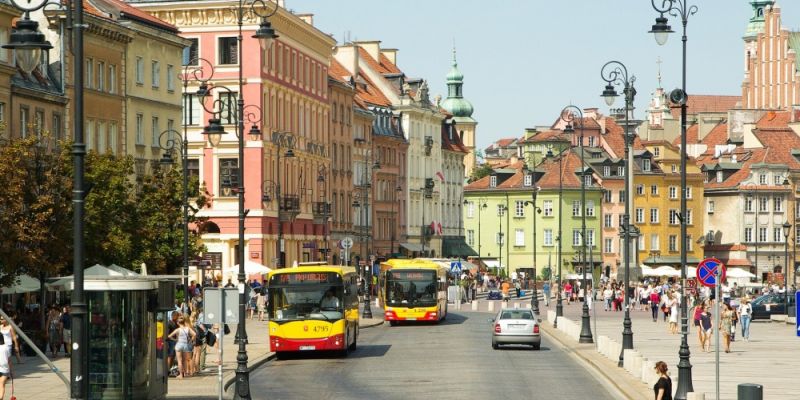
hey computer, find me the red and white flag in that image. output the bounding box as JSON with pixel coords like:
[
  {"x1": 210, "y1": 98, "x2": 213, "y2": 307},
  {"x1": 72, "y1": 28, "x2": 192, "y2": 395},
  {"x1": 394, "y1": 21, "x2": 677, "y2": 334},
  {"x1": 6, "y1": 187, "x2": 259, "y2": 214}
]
[{"x1": 435, "y1": 171, "x2": 445, "y2": 182}]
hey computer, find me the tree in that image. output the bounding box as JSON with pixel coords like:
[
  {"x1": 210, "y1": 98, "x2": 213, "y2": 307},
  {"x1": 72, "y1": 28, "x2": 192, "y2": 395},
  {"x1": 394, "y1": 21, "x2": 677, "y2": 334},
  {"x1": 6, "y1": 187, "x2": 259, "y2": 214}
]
[
  {"x1": 0, "y1": 135, "x2": 72, "y2": 286},
  {"x1": 469, "y1": 163, "x2": 493, "y2": 183}
]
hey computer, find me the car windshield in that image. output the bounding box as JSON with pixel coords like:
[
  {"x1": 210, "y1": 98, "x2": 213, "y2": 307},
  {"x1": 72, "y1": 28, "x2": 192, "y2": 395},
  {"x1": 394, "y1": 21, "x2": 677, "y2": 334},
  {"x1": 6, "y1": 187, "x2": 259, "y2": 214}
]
[
  {"x1": 267, "y1": 285, "x2": 344, "y2": 322},
  {"x1": 500, "y1": 310, "x2": 533, "y2": 320},
  {"x1": 385, "y1": 270, "x2": 438, "y2": 307}
]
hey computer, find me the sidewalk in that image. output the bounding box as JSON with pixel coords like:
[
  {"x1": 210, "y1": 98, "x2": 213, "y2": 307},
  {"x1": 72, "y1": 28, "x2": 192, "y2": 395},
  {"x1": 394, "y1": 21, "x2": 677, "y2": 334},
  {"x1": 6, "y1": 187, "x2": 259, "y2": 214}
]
[
  {"x1": 547, "y1": 301, "x2": 800, "y2": 400},
  {"x1": 9, "y1": 311, "x2": 384, "y2": 399}
]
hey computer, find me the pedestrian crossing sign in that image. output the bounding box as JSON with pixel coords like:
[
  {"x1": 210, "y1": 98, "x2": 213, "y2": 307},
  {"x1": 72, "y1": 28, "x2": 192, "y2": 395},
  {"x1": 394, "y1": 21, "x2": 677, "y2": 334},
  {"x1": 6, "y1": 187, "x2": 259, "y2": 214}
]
[{"x1": 450, "y1": 261, "x2": 462, "y2": 273}]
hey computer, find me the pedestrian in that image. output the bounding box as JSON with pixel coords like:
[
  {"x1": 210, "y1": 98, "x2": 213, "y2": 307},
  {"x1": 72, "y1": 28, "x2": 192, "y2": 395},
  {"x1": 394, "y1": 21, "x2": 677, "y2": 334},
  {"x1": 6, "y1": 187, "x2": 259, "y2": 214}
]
[
  {"x1": 514, "y1": 280, "x2": 521, "y2": 299},
  {"x1": 168, "y1": 316, "x2": 196, "y2": 379},
  {"x1": 60, "y1": 305, "x2": 71, "y2": 357},
  {"x1": 650, "y1": 289, "x2": 660, "y2": 322},
  {"x1": 692, "y1": 302, "x2": 704, "y2": 349},
  {"x1": 668, "y1": 292, "x2": 679, "y2": 334},
  {"x1": 603, "y1": 285, "x2": 613, "y2": 311},
  {"x1": 224, "y1": 279, "x2": 235, "y2": 288},
  {"x1": 0, "y1": 333, "x2": 10, "y2": 400},
  {"x1": 721, "y1": 303, "x2": 734, "y2": 353},
  {"x1": 542, "y1": 281, "x2": 551, "y2": 306},
  {"x1": 501, "y1": 279, "x2": 511, "y2": 303},
  {"x1": 564, "y1": 281, "x2": 573, "y2": 305},
  {"x1": 256, "y1": 288, "x2": 267, "y2": 321},
  {"x1": 699, "y1": 306, "x2": 713, "y2": 352},
  {"x1": 46, "y1": 307, "x2": 63, "y2": 358},
  {"x1": 191, "y1": 312, "x2": 205, "y2": 374},
  {"x1": 166, "y1": 312, "x2": 180, "y2": 375},
  {"x1": 653, "y1": 361, "x2": 673, "y2": 400},
  {"x1": 737, "y1": 296, "x2": 752, "y2": 341}
]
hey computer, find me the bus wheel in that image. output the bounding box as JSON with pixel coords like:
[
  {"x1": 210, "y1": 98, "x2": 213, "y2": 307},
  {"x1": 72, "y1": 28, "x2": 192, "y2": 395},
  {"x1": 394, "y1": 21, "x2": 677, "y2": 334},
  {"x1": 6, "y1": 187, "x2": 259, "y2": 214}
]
[
  {"x1": 389, "y1": 321, "x2": 398, "y2": 326},
  {"x1": 275, "y1": 351, "x2": 286, "y2": 360}
]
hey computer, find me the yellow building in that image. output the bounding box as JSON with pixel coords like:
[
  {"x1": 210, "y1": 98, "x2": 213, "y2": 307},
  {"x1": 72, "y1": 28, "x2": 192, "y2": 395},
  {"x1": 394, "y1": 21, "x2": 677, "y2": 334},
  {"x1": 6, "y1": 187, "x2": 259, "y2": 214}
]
[{"x1": 635, "y1": 141, "x2": 705, "y2": 268}]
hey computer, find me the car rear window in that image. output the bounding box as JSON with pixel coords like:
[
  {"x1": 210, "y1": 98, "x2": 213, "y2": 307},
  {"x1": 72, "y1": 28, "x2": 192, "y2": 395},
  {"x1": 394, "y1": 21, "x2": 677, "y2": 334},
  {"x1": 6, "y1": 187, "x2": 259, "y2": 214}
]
[{"x1": 500, "y1": 311, "x2": 532, "y2": 320}]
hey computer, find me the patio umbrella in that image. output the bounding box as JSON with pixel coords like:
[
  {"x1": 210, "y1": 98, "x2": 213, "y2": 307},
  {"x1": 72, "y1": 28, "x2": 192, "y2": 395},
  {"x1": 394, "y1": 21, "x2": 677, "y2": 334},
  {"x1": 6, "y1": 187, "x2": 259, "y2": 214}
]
[
  {"x1": 1, "y1": 274, "x2": 41, "y2": 294},
  {"x1": 726, "y1": 268, "x2": 755, "y2": 278}
]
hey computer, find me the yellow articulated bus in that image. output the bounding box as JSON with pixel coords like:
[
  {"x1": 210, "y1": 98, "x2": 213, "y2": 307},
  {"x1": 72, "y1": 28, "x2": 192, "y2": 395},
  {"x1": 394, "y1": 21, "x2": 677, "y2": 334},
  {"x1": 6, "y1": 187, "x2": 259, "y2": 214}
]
[
  {"x1": 379, "y1": 259, "x2": 448, "y2": 325},
  {"x1": 266, "y1": 265, "x2": 359, "y2": 358}
]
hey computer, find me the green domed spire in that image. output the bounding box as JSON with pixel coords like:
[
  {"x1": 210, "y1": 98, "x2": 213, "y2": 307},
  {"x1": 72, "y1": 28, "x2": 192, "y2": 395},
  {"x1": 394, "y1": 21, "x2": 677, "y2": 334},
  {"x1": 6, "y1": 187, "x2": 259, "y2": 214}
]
[
  {"x1": 745, "y1": 1, "x2": 774, "y2": 39},
  {"x1": 441, "y1": 46, "x2": 474, "y2": 121}
]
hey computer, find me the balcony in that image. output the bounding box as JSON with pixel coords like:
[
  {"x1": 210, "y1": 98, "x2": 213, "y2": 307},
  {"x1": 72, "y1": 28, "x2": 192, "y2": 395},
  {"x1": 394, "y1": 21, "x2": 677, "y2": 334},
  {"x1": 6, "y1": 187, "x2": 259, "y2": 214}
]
[
  {"x1": 312, "y1": 201, "x2": 332, "y2": 224},
  {"x1": 279, "y1": 195, "x2": 300, "y2": 222}
]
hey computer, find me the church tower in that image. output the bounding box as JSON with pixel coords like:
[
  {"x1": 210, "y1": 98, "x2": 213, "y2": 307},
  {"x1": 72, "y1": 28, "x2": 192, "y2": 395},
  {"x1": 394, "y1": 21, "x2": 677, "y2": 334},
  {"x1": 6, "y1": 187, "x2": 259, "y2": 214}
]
[{"x1": 440, "y1": 48, "x2": 478, "y2": 177}]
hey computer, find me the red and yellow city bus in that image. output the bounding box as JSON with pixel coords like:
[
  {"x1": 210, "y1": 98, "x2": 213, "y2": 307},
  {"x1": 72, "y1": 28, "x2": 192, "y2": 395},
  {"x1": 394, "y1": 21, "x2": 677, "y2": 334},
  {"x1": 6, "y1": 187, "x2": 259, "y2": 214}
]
[
  {"x1": 379, "y1": 259, "x2": 448, "y2": 325},
  {"x1": 266, "y1": 265, "x2": 359, "y2": 357}
]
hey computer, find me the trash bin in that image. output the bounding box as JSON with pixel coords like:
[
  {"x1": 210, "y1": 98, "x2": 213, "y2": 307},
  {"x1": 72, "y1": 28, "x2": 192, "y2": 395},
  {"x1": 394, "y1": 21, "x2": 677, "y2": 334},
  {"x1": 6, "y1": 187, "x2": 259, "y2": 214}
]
[{"x1": 737, "y1": 383, "x2": 763, "y2": 400}]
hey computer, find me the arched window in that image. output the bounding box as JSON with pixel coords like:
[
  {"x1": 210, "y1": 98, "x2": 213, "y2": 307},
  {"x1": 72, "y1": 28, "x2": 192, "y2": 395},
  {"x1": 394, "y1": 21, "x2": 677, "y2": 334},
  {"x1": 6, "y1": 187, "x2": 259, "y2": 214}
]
[{"x1": 201, "y1": 222, "x2": 221, "y2": 234}]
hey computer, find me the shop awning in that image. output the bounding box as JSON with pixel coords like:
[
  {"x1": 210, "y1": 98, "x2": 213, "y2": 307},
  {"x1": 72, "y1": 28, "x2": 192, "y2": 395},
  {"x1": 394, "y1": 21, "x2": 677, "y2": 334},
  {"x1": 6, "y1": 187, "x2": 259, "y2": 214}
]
[
  {"x1": 441, "y1": 237, "x2": 478, "y2": 258},
  {"x1": 484, "y1": 260, "x2": 501, "y2": 270},
  {"x1": 400, "y1": 243, "x2": 424, "y2": 252}
]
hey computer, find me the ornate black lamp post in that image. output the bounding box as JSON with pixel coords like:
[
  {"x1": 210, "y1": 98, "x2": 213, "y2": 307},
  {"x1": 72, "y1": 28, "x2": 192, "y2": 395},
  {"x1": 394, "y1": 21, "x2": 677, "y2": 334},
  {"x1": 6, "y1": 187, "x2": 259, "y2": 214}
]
[
  {"x1": 392, "y1": 184, "x2": 402, "y2": 255},
  {"x1": 196, "y1": 2, "x2": 277, "y2": 395},
  {"x1": 421, "y1": 179, "x2": 435, "y2": 256},
  {"x1": 547, "y1": 143, "x2": 565, "y2": 328},
  {"x1": 562, "y1": 105, "x2": 593, "y2": 344},
  {"x1": 784, "y1": 221, "x2": 791, "y2": 315},
  {"x1": 266, "y1": 131, "x2": 296, "y2": 268},
  {"x1": 352, "y1": 154, "x2": 380, "y2": 319},
  {"x1": 600, "y1": 60, "x2": 637, "y2": 367},
  {"x1": 157, "y1": 130, "x2": 190, "y2": 305},
  {"x1": 523, "y1": 166, "x2": 542, "y2": 316},
  {"x1": 649, "y1": 2, "x2": 697, "y2": 396}
]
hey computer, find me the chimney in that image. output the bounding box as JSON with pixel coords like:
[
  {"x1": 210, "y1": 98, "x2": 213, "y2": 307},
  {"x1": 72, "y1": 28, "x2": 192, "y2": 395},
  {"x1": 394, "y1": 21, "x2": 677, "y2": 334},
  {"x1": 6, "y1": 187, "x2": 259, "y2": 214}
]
[
  {"x1": 333, "y1": 44, "x2": 359, "y2": 77},
  {"x1": 296, "y1": 13, "x2": 314, "y2": 26},
  {"x1": 381, "y1": 48, "x2": 398, "y2": 64},
  {"x1": 354, "y1": 40, "x2": 381, "y2": 62},
  {"x1": 583, "y1": 108, "x2": 599, "y2": 120},
  {"x1": 276, "y1": 0, "x2": 285, "y2": 8}
]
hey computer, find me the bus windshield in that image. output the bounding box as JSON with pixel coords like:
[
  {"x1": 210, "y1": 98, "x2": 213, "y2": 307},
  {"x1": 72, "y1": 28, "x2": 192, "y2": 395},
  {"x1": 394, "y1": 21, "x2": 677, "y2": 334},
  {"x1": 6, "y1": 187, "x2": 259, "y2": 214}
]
[
  {"x1": 268, "y1": 285, "x2": 344, "y2": 322},
  {"x1": 385, "y1": 270, "x2": 438, "y2": 307}
]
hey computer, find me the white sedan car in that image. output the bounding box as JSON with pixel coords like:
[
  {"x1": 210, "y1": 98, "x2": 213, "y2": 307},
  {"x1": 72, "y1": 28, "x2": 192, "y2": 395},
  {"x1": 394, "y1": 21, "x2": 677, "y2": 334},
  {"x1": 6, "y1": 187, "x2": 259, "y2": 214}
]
[{"x1": 491, "y1": 308, "x2": 541, "y2": 350}]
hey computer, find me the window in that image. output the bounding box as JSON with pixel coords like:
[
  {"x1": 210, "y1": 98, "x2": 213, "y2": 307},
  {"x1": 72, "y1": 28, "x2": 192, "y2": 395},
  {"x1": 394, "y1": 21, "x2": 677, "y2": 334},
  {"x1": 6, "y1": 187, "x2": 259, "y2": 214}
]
[
  {"x1": 618, "y1": 166, "x2": 625, "y2": 176},
  {"x1": 669, "y1": 186, "x2": 678, "y2": 199},
  {"x1": 572, "y1": 200, "x2": 581, "y2": 217},
  {"x1": 618, "y1": 214, "x2": 625, "y2": 227},
  {"x1": 515, "y1": 200, "x2": 525, "y2": 217},
  {"x1": 167, "y1": 64, "x2": 175, "y2": 91},
  {"x1": 685, "y1": 187, "x2": 692, "y2": 199},
  {"x1": 135, "y1": 56, "x2": 144, "y2": 85},
  {"x1": 218, "y1": 37, "x2": 238, "y2": 65},
  {"x1": 52, "y1": 113, "x2": 62, "y2": 140},
  {"x1": 759, "y1": 174, "x2": 767, "y2": 185},
  {"x1": 796, "y1": 226, "x2": 800, "y2": 245},
  {"x1": 653, "y1": 147, "x2": 661, "y2": 157},
  {"x1": 584, "y1": 175, "x2": 592, "y2": 187},
  {"x1": 524, "y1": 174, "x2": 532, "y2": 186},
  {"x1": 587, "y1": 229, "x2": 595, "y2": 246},
  {"x1": 716, "y1": 171, "x2": 723, "y2": 183},
  {"x1": 220, "y1": 91, "x2": 238, "y2": 125},
  {"x1": 467, "y1": 230, "x2": 475, "y2": 246},
  {"x1": 136, "y1": 113, "x2": 144, "y2": 145},
  {"x1": 543, "y1": 200, "x2": 553, "y2": 216},
  {"x1": 496, "y1": 233, "x2": 504, "y2": 245},
  {"x1": 669, "y1": 209, "x2": 679, "y2": 225},
  {"x1": 669, "y1": 235, "x2": 677, "y2": 252},
  {"x1": 774, "y1": 196, "x2": 783, "y2": 212},
  {"x1": 97, "y1": 121, "x2": 106, "y2": 152},
  {"x1": 588, "y1": 136, "x2": 596, "y2": 147},
  {"x1": 707, "y1": 200, "x2": 715, "y2": 214},
  {"x1": 586, "y1": 200, "x2": 595, "y2": 217},
  {"x1": 19, "y1": 106, "x2": 28, "y2": 137},
  {"x1": 496, "y1": 204, "x2": 505, "y2": 216},
  {"x1": 515, "y1": 229, "x2": 525, "y2": 247},
  {"x1": 109, "y1": 122, "x2": 117, "y2": 153},
  {"x1": 219, "y1": 158, "x2": 239, "y2": 196},
  {"x1": 108, "y1": 64, "x2": 116, "y2": 94},
  {"x1": 745, "y1": 227, "x2": 753, "y2": 242},
  {"x1": 604, "y1": 190, "x2": 612, "y2": 202},
  {"x1": 603, "y1": 166, "x2": 610, "y2": 176},
  {"x1": 636, "y1": 184, "x2": 644, "y2": 195},
  {"x1": 651, "y1": 185, "x2": 658, "y2": 195},
  {"x1": 671, "y1": 165, "x2": 677, "y2": 173},
  {"x1": 774, "y1": 175, "x2": 783, "y2": 186},
  {"x1": 0, "y1": 102, "x2": 5, "y2": 122},
  {"x1": 643, "y1": 159, "x2": 651, "y2": 172},
  {"x1": 97, "y1": 61, "x2": 104, "y2": 91},
  {"x1": 745, "y1": 196, "x2": 753, "y2": 212},
  {"x1": 150, "y1": 60, "x2": 161, "y2": 89},
  {"x1": 183, "y1": 38, "x2": 199, "y2": 65},
  {"x1": 686, "y1": 209, "x2": 693, "y2": 225},
  {"x1": 85, "y1": 58, "x2": 93, "y2": 89},
  {"x1": 490, "y1": 175, "x2": 497, "y2": 187},
  {"x1": 650, "y1": 208, "x2": 659, "y2": 223},
  {"x1": 34, "y1": 109, "x2": 43, "y2": 137},
  {"x1": 635, "y1": 208, "x2": 644, "y2": 223},
  {"x1": 620, "y1": 190, "x2": 626, "y2": 202},
  {"x1": 687, "y1": 235, "x2": 693, "y2": 251},
  {"x1": 183, "y1": 94, "x2": 201, "y2": 126},
  {"x1": 758, "y1": 227, "x2": 767, "y2": 243},
  {"x1": 151, "y1": 116, "x2": 159, "y2": 147},
  {"x1": 187, "y1": 158, "x2": 199, "y2": 181},
  {"x1": 85, "y1": 120, "x2": 93, "y2": 152},
  {"x1": 573, "y1": 229, "x2": 582, "y2": 246},
  {"x1": 544, "y1": 229, "x2": 553, "y2": 246},
  {"x1": 759, "y1": 196, "x2": 768, "y2": 212},
  {"x1": 650, "y1": 234, "x2": 659, "y2": 251},
  {"x1": 604, "y1": 238, "x2": 613, "y2": 253},
  {"x1": 604, "y1": 214, "x2": 613, "y2": 228},
  {"x1": 466, "y1": 202, "x2": 474, "y2": 218},
  {"x1": 774, "y1": 227, "x2": 783, "y2": 242}
]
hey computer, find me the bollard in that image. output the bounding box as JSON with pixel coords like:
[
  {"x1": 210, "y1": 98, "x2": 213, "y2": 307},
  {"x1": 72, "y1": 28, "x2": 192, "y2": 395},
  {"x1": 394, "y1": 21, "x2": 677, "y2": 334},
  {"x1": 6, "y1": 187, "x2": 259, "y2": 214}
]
[
  {"x1": 737, "y1": 383, "x2": 763, "y2": 400},
  {"x1": 471, "y1": 300, "x2": 478, "y2": 311},
  {"x1": 488, "y1": 302, "x2": 495, "y2": 312}
]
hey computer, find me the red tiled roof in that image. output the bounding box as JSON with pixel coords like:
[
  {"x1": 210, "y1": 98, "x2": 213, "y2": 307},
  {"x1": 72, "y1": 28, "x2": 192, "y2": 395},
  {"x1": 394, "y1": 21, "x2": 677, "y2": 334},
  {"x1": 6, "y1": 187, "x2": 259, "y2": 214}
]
[
  {"x1": 357, "y1": 47, "x2": 402, "y2": 75},
  {"x1": 85, "y1": 0, "x2": 176, "y2": 31},
  {"x1": 496, "y1": 138, "x2": 517, "y2": 147},
  {"x1": 526, "y1": 130, "x2": 570, "y2": 143},
  {"x1": 702, "y1": 122, "x2": 729, "y2": 150},
  {"x1": 328, "y1": 58, "x2": 350, "y2": 85},
  {"x1": 669, "y1": 95, "x2": 740, "y2": 119},
  {"x1": 442, "y1": 126, "x2": 468, "y2": 154},
  {"x1": 673, "y1": 124, "x2": 699, "y2": 146},
  {"x1": 754, "y1": 129, "x2": 800, "y2": 169},
  {"x1": 704, "y1": 148, "x2": 766, "y2": 189}
]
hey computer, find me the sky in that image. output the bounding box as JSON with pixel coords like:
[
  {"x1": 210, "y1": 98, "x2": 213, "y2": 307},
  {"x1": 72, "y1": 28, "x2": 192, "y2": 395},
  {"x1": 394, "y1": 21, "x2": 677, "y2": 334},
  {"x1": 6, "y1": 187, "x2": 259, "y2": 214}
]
[{"x1": 292, "y1": 0, "x2": 800, "y2": 151}]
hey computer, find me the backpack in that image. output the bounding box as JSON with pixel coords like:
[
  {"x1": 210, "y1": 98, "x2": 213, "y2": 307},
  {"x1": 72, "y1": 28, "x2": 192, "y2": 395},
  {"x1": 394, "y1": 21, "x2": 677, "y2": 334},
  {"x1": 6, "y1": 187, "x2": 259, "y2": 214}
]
[{"x1": 205, "y1": 330, "x2": 217, "y2": 347}]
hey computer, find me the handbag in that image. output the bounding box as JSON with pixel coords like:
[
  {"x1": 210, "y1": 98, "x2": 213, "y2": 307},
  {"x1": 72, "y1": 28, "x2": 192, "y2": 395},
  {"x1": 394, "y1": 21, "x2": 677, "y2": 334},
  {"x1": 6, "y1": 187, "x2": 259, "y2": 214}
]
[
  {"x1": 205, "y1": 330, "x2": 217, "y2": 347},
  {"x1": 223, "y1": 324, "x2": 230, "y2": 335}
]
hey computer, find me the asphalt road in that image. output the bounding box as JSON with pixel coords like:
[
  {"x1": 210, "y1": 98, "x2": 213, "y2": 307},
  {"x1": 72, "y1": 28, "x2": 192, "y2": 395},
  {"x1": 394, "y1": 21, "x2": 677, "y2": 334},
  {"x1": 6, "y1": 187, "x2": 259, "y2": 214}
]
[{"x1": 250, "y1": 311, "x2": 617, "y2": 399}]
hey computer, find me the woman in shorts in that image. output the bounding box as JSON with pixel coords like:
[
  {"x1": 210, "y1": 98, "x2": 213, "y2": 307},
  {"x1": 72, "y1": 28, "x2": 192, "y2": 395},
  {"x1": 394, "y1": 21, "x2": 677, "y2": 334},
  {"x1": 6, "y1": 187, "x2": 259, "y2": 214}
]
[{"x1": 168, "y1": 316, "x2": 196, "y2": 378}]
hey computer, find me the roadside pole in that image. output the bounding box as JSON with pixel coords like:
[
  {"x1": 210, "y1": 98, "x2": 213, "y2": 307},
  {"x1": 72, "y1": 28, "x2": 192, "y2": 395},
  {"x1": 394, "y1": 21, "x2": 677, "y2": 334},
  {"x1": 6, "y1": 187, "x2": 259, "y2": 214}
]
[
  {"x1": 203, "y1": 287, "x2": 238, "y2": 400},
  {"x1": 714, "y1": 267, "x2": 720, "y2": 400}
]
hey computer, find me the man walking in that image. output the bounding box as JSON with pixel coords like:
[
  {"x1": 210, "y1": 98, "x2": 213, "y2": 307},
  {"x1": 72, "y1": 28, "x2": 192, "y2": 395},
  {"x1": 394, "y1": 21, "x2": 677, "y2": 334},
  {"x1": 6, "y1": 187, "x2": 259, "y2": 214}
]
[{"x1": 542, "y1": 281, "x2": 551, "y2": 306}]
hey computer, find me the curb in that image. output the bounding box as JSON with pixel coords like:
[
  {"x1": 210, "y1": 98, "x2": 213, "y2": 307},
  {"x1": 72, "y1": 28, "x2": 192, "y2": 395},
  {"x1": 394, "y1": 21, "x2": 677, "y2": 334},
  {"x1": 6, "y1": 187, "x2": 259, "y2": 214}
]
[{"x1": 540, "y1": 322, "x2": 651, "y2": 400}]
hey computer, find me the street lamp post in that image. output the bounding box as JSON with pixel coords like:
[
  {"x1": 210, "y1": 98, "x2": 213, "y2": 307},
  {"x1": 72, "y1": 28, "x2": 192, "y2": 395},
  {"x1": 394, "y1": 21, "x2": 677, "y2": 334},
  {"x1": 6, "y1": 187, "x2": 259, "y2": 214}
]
[
  {"x1": 157, "y1": 130, "x2": 190, "y2": 305},
  {"x1": 392, "y1": 184, "x2": 402, "y2": 255},
  {"x1": 352, "y1": 153, "x2": 380, "y2": 319},
  {"x1": 784, "y1": 221, "x2": 791, "y2": 315},
  {"x1": 197, "y1": 3, "x2": 277, "y2": 395},
  {"x1": 268, "y1": 131, "x2": 296, "y2": 268},
  {"x1": 523, "y1": 169, "x2": 542, "y2": 316},
  {"x1": 498, "y1": 202, "x2": 507, "y2": 278},
  {"x1": 650, "y1": 1, "x2": 698, "y2": 396},
  {"x1": 600, "y1": 60, "x2": 637, "y2": 367},
  {"x1": 548, "y1": 143, "x2": 565, "y2": 328},
  {"x1": 562, "y1": 105, "x2": 593, "y2": 344},
  {"x1": 2, "y1": 1, "x2": 79, "y2": 397}
]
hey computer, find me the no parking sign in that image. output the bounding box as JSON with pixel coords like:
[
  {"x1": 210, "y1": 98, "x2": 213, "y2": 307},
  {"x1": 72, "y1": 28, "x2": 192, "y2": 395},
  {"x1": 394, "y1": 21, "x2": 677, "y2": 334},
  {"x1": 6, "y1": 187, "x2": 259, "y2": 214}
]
[{"x1": 696, "y1": 258, "x2": 725, "y2": 287}]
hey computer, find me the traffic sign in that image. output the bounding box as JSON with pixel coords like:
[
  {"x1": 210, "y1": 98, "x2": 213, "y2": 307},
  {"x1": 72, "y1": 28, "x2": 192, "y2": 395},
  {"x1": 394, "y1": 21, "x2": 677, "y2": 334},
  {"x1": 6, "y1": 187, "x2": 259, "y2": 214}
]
[
  {"x1": 341, "y1": 237, "x2": 353, "y2": 249},
  {"x1": 696, "y1": 258, "x2": 725, "y2": 287},
  {"x1": 450, "y1": 261, "x2": 462, "y2": 273}
]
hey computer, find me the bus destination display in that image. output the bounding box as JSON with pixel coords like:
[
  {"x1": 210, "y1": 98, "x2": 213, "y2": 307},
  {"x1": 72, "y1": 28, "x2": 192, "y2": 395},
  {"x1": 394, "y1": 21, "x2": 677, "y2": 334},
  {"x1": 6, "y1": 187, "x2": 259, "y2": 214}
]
[
  {"x1": 271, "y1": 272, "x2": 339, "y2": 285},
  {"x1": 388, "y1": 271, "x2": 432, "y2": 280}
]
